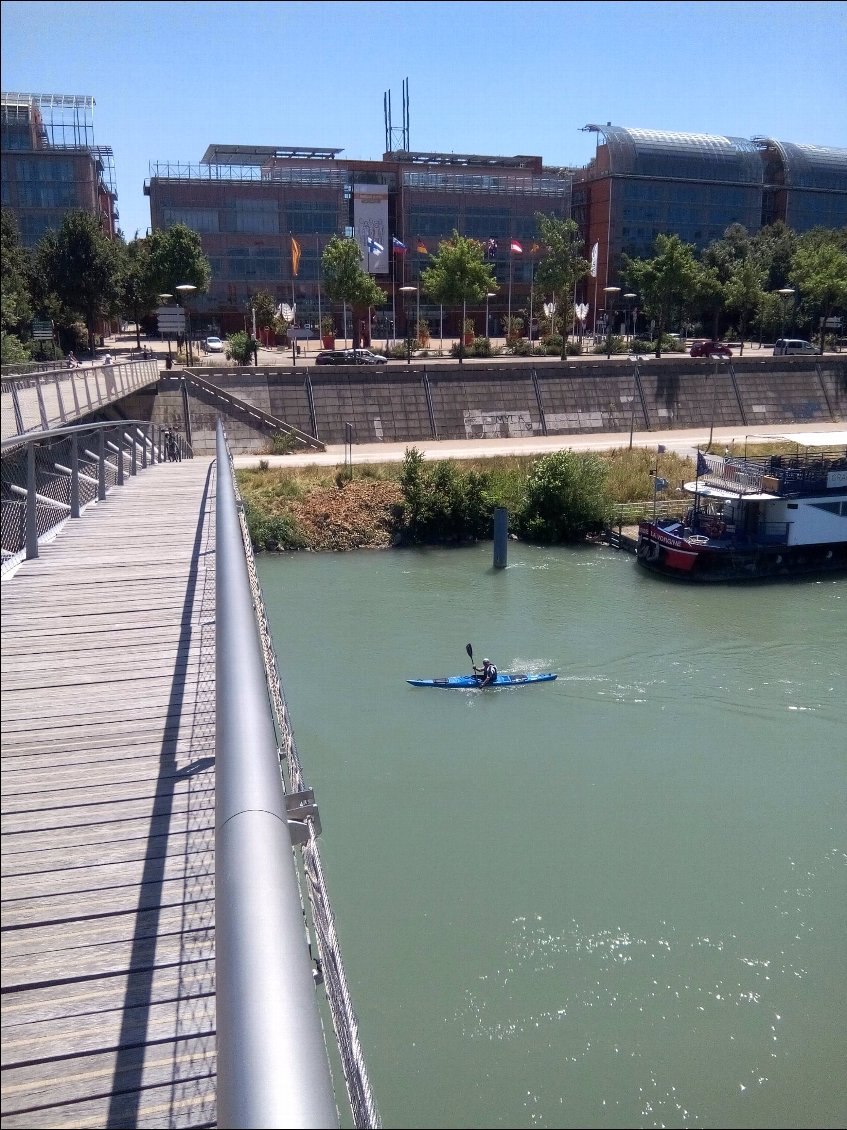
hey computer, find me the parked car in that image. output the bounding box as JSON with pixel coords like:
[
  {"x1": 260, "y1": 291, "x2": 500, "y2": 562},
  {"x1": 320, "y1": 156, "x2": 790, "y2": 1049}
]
[
  {"x1": 350, "y1": 349, "x2": 387, "y2": 364},
  {"x1": 690, "y1": 339, "x2": 733, "y2": 358},
  {"x1": 315, "y1": 349, "x2": 387, "y2": 365},
  {"x1": 204, "y1": 335, "x2": 224, "y2": 353},
  {"x1": 773, "y1": 338, "x2": 816, "y2": 356}
]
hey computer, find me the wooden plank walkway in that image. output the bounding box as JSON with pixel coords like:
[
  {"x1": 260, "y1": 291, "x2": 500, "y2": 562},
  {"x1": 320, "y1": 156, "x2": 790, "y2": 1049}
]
[{"x1": 1, "y1": 458, "x2": 218, "y2": 1129}]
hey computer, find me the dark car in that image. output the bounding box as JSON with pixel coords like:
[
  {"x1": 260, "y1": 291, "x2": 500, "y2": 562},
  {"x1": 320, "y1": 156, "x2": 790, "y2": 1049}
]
[
  {"x1": 315, "y1": 349, "x2": 387, "y2": 365},
  {"x1": 690, "y1": 339, "x2": 733, "y2": 358},
  {"x1": 315, "y1": 350, "x2": 350, "y2": 365}
]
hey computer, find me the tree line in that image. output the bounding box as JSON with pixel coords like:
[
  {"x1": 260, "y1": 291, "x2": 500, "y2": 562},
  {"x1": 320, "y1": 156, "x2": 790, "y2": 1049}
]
[{"x1": 3, "y1": 207, "x2": 844, "y2": 367}]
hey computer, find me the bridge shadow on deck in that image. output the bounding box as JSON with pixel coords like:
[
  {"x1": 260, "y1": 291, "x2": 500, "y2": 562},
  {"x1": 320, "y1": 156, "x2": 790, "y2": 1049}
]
[{"x1": 106, "y1": 461, "x2": 217, "y2": 1129}]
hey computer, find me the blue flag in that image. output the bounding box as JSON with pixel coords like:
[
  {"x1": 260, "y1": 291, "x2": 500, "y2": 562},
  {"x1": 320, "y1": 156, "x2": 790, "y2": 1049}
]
[
  {"x1": 696, "y1": 451, "x2": 710, "y2": 477},
  {"x1": 366, "y1": 236, "x2": 384, "y2": 255},
  {"x1": 655, "y1": 477, "x2": 668, "y2": 491}
]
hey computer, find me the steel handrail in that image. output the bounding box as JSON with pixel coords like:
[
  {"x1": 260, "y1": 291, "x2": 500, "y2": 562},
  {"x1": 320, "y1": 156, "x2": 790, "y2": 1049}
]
[{"x1": 214, "y1": 420, "x2": 338, "y2": 1128}]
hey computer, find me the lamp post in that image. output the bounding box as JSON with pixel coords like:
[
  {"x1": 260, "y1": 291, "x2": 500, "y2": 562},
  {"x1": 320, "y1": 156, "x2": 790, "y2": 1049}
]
[
  {"x1": 485, "y1": 292, "x2": 496, "y2": 340},
  {"x1": 708, "y1": 354, "x2": 729, "y2": 449},
  {"x1": 175, "y1": 284, "x2": 197, "y2": 364},
  {"x1": 627, "y1": 354, "x2": 647, "y2": 448},
  {"x1": 158, "y1": 294, "x2": 173, "y2": 362},
  {"x1": 400, "y1": 285, "x2": 418, "y2": 364},
  {"x1": 603, "y1": 286, "x2": 621, "y2": 358},
  {"x1": 623, "y1": 293, "x2": 637, "y2": 340},
  {"x1": 777, "y1": 287, "x2": 795, "y2": 339}
]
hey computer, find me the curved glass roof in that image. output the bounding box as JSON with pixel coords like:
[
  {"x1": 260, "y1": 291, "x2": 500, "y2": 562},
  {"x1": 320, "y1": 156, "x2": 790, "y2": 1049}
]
[
  {"x1": 583, "y1": 124, "x2": 763, "y2": 184},
  {"x1": 757, "y1": 139, "x2": 847, "y2": 192}
]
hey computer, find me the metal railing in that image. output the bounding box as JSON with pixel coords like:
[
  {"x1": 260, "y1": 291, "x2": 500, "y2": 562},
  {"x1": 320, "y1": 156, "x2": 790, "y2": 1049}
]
[
  {"x1": 217, "y1": 419, "x2": 381, "y2": 1128},
  {"x1": 215, "y1": 421, "x2": 341, "y2": 1128},
  {"x1": 1, "y1": 420, "x2": 190, "y2": 573},
  {"x1": 1, "y1": 359, "x2": 161, "y2": 441}
]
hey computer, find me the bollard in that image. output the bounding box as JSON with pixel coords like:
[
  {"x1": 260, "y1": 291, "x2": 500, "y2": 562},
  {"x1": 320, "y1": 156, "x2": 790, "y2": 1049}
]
[{"x1": 493, "y1": 506, "x2": 508, "y2": 568}]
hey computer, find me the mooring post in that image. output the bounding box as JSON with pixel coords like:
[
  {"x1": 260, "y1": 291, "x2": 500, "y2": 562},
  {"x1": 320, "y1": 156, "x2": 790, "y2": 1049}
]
[{"x1": 493, "y1": 506, "x2": 508, "y2": 568}]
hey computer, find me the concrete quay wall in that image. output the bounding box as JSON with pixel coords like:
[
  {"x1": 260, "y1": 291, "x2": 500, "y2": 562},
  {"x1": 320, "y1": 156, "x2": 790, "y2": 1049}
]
[{"x1": 132, "y1": 356, "x2": 847, "y2": 454}]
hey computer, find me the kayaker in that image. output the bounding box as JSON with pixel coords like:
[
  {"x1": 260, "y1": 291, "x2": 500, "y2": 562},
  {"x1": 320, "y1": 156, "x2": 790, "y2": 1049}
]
[{"x1": 474, "y1": 658, "x2": 497, "y2": 687}]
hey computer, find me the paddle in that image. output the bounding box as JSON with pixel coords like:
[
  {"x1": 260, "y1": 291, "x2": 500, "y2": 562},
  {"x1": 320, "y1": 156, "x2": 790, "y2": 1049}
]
[{"x1": 466, "y1": 642, "x2": 477, "y2": 678}]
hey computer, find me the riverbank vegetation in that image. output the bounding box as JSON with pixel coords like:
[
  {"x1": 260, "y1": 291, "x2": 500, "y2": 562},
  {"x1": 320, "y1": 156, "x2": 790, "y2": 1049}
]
[{"x1": 236, "y1": 445, "x2": 698, "y2": 552}]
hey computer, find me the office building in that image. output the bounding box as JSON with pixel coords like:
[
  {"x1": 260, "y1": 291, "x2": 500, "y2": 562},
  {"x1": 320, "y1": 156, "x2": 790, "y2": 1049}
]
[{"x1": 1, "y1": 92, "x2": 118, "y2": 247}]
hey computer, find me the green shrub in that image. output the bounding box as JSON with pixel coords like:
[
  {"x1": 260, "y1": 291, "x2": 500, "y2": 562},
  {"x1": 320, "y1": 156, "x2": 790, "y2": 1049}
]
[
  {"x1": 269, "y1": 431, "x2": 296, "y2": 455},
  {"x1": 398, "y1": 447, "x2": 494, "y2": 543},
  {"x1": 226, "y1": 330, "x2": 255, "y2": 365},
  {"x1": 591, "y1": 335, "x2": 628, "y2": 355},
  {"x1": 243, "y1": 499, "x2": 307, "y2": 551},
  {"x1": 515, "y1": 450, "x2": 611, "y2": 543}
]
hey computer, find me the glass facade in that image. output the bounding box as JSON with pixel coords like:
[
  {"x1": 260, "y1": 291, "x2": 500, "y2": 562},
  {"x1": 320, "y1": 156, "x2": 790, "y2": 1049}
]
[{"x1": 1, "y1": 92, "x2": 117, "y2": 246}]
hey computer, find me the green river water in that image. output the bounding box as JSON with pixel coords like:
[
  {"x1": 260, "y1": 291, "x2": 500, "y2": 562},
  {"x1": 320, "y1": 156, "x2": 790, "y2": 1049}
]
[{"x1": 257, "y1": 543, "x2": 845, "y2": 1130}]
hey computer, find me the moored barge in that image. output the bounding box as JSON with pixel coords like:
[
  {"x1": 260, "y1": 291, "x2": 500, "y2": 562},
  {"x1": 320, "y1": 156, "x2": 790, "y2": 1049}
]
[{"x1": 637, "y1": 432, "x2": 847, "y2": 582}]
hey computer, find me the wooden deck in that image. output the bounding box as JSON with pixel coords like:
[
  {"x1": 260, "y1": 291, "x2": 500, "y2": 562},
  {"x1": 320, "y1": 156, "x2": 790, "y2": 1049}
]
[{"x1": 1, "y1": 458, "x2": 218, "y2": 1128}]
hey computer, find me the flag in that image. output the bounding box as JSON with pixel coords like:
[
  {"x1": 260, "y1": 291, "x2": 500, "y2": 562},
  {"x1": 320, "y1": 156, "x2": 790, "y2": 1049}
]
[
  {"x1": 366, "y1": 236, "x2": 384, "y2": 255},
  {"x1": 416, "y1": 238, "x2": 428, "y2": 254},
  {"x1": 510, "y1": 240, "x2": 523, "y2": 254},
  {"x1": 590, "y1": 242, "x2": 598, "y2": 278},
  {"x1": 654, "y1": 477, "x2": 668, "y2": 491},
  {"x1": 657, "y1": 444, "x2": 666, "y2": 454},
  {"x1": 696, "y1": 451, "x2": 711, "y2": 478},
  {"x1": 392, "y1": 236, "x2": 407, "y2": 253},
  {"x1": 291, "y1": 236, "x2": 301, "y2": 277}
]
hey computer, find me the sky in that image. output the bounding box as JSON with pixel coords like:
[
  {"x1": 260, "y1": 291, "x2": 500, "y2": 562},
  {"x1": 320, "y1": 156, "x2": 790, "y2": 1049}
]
[{"x1": 2, "y1": 0, "x2": 846, "y2": 241}]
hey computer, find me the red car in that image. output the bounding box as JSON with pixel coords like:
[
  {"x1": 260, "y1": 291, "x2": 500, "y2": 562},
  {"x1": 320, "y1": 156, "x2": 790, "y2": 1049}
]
[{"x1": 690, "y1": 340, "x2": 733, "y2": 358}]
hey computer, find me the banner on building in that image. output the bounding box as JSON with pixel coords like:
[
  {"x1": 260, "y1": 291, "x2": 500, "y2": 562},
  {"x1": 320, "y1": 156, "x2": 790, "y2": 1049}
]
[
  {"x1": 590, "y1": 242, "x2": 599, "y2": 278},
  {"x1": 353, "y1": 185, "x2": 389, "y2": 275}
]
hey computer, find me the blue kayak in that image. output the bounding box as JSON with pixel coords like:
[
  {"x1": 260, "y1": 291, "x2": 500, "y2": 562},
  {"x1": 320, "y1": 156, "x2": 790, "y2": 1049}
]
[{"x1": 407, "y1": 673, "x2": 557, "y2": 689}]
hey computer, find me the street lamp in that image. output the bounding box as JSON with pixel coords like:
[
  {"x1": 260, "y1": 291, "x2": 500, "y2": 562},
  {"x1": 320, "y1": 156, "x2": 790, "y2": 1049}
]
[
  {"x1": 485, "y1": 292, "x2": 497, "y2": 339},
  {"x1": 623, "y1": 293, "x2": 637, "y2": 340},
  {"x1": 777, "y1": 287, "x2": 795, "y2": 339},
  {"x1": 627, "y1": 354, "x2": 647, "y2": 448},
  {"x1": 603, "y1": 286, "x2": 621, "y2": 358},
  {"x1": 708, "y1": 353, "x2": 730, "y2": 449},
  {"x1": 175, "y1": 283, "x2": 197, "y2": 364},
  {"x1": 400, "y1": 285, "x2": 418, "y2": 364}
]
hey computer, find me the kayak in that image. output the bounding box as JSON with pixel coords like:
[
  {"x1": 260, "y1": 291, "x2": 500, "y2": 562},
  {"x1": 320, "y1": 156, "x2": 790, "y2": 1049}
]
[{"x1": 407, "y1": 673, "x2": 557, "y2": 689}]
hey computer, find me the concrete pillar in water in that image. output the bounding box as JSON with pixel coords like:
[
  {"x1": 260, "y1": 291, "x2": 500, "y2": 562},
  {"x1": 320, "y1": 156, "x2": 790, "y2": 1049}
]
[{"x1": 493, "y1": 507, "x2": 508, "y2": 568}]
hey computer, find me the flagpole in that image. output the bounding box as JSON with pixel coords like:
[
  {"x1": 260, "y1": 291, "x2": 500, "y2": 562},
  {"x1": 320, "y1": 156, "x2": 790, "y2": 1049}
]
[
  {"x1": 529, "y1": 257, "x2": 534, "y2": 343},
  {"x1": 508, "y1": 254, "x2": 513, "y2": 328},
  {"x1": 316, "y1": 234, "x2": 322, "y2": 345}
]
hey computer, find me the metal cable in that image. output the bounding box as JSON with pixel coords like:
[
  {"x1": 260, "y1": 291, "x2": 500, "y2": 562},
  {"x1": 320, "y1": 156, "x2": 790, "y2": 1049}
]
[{"x1": 225, "y1": 438, "x2": 382, "y2": 1130}]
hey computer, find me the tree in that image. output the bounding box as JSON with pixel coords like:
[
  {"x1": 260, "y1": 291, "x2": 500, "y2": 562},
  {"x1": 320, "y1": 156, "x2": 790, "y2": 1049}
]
[
  {"x1": 724, "y1": 255, "x2": 765, "y2": 355},
  {"x1": 790, "y1": 229, "x2": 847, "y2": 354},
  {"x1": 119, "y1": 236, "x2": 159, "y2": 349},
  {"x1": 147, "y1": 223, "x2": 212, "y2": 297},
  {"x1": 691, "y1": 260, "x2": 726, "y2": 340},
  {"x1": 532, "y1": 215, "x2": 590, "y2": 359},
  {"x1": 623, "y1": 234, "x2": 700, "y2": 357},
  {"x1": 35, "y1": 211, "x2": 122, "y2": 358},
  {"x1": 421, "y1": 231, "x2": 497, "y2": 363},
  {"x1": 320, "y1": 236, "x2": 386, "y2": 348},
  {"x1": 1, "y1": 210, "x2": 33, "y2": 336}
]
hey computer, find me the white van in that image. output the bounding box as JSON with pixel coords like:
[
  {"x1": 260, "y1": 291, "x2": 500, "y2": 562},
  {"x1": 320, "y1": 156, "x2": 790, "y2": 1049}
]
[{"x1": 773, "y1": 338, "x2": 816, "y2": 356}]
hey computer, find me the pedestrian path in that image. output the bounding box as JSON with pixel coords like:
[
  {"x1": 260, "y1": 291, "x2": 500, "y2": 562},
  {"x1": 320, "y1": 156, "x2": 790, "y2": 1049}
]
[{"x1": 1, "y1": 458, "x2": 218, "y2": 1129}]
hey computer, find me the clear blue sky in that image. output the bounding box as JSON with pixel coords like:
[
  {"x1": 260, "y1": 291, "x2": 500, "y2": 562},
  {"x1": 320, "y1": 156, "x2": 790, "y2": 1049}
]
[{"x1": 3, "y1": 0, "x2": 846, "y2": 241}]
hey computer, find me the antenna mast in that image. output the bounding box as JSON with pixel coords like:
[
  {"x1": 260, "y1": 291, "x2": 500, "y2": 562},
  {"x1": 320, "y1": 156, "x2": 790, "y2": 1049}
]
[{"x1": 384, "y1": 77, "x2": 409, "y2": 153}]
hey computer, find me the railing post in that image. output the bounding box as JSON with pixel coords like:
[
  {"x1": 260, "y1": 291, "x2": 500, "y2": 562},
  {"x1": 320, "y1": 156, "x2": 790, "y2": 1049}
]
[
  {"x1": 25, "y1": 442, "x2": 39, "y2": 559},
  {"x1": 141, "y1": 426, "x2": 148, "y2": 469},
  {"x1": 11, "y1": 382, "x2": 24, "y2": 434},
  {"x1": 116, "y1": 427, "x2": 124, "y2": 486},
  {"x1": 131, "y1": 429, "x2": 138, "y2": 476},
  {"x1": 70, "y1": 431, "x2": 80, "y2": 518},
  {"x1": 36, "y1": 378, "x2": 49, "y2": 429},
  {"x1": 98, "y1": 427, "x2": 106, "y2": 501}
]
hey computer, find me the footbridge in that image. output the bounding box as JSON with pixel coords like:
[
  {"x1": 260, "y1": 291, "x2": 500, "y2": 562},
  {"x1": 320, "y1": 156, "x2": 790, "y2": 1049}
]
[{"x1": 1, "y1": 419, "x2": 377, "y2": 1128}]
